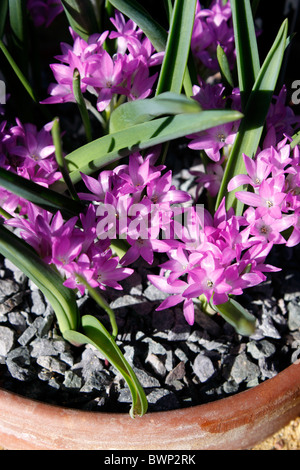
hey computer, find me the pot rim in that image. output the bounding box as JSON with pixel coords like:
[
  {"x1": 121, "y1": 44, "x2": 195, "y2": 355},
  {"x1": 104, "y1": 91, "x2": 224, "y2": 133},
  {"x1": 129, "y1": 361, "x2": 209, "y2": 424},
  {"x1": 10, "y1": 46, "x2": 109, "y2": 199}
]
[{"x1": 0, "y1": 360, "x2": 299, "y2": 450}]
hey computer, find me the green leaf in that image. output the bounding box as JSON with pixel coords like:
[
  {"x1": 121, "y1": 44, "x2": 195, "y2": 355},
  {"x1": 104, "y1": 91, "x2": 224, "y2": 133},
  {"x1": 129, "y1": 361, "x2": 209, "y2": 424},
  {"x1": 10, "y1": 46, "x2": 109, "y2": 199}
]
[
  {"x1": 60, "y1": 0, "x2": 100, "y2": 41},
  {"x1": 109, "y1": 92, "x2": 201, "y2": 133},
  {"x1": 217, "y1": 45, "x2": 234, "y2": 89},
  {"x1": 73, "y1": 69, "x2": 93, "y2": 143},
  {"x1": 63, "y1": 315, "x2": 148, "y2": 417},
  {"x1": 8, "y1": 0, "x2": 27, "y2": 49},
  {"x1": 0, "y1": 224, "x2": 79, "y2": 333},
  {"x1": 57, "y1": 109, "x2": 242, "y2": 187},
  {"x1": 0, "y1": 167, "x2": 85, "y2": 218},
  {"x1": 75, "y1": 274, "x2": 118, "y2": 339},
  {"x1": 0, "y1": 0, "x2": 8, "y2": 39},
  {"x1": 155, "y1": 0, "x2": 197, "y2": 95},
  {"x1": 108, "y1": 0, "x2": 167, "y2": 52},
  {"x1": 291, "y1": 128, "x2": 300, "y2": 149},
  {"x1": 230, "y1": 0, "x2": 260, "y2": 110},
  {"x1": 216, "y1": 19, "x2": 288, "y2": 214},
  {"x1": 0, "y1": 39, "x2": 37, "y2": 104},
  {"x1": 51, "y1": 117, "x2": 81, "y2": 202},
  {"x1": 212, "y1": 297, "x2": 257, "y2": 336}
]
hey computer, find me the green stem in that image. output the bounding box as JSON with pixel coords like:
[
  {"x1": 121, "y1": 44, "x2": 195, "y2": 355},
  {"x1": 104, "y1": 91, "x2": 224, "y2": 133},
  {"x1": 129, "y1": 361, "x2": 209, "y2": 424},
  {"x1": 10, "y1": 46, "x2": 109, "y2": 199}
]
[
  {"x1": 76, "y1": 274, "x2": 118, "y2": 339},
  {"x1": 0, "y1": 206, "x2": 13, "y2": 220},
  {"x1": 73, "y1": 68, "x2": 93, "y2": 143},
  {"x1": 51, "y1": 118, "x2": 80, "y2": 201},
  {"x1": 0, "y1": 39, "x2": 37, "y2": 103}
]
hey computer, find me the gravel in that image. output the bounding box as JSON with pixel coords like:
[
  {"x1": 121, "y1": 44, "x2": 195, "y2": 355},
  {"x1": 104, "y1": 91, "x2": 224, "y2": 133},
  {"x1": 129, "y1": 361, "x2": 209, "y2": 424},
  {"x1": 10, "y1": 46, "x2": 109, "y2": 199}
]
[
  {"x1": 0, "y1": 154, "x2": 299, "y2": 414},
  {"x1": 0, "y1": 239, "x2": 299, "y2": 414}
]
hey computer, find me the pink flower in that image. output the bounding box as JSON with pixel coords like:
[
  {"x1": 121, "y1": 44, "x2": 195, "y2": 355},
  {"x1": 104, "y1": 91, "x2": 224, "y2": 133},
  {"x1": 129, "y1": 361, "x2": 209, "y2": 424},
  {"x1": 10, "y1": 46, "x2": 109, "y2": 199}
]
[
  {"x1": 187, "y1": 121, "x2": 237, "y2": 162},
  {"x1": 109, "y1": 11, "x2": 142, "y2": 54},
  {"x1": 126, "y1": 65, "x2": 158, "y2": 101},
  {"x1": 9, "y1": 120, "x2": 56, "y2": 175},
  {"x1": 63, "y1": 254, "x2": 97, "y2": 296},
  {"x1": 27, "y1": 0, "x2": 63, "y2": 28},
  {"x1": 244, "y1": 207, "x2": 295, "y2": 244},
  {"x1": 191, "y1": 81, "x2": 225, "y2": 110},
  {"x1": 50, "y1": 236, "x2": 83, "y2": 273},
  {"x1": 191, "y1": 161, "x2": 224, "y2": 198},
  {"x1": 83, "y1": 51, "x2": 128, "y2": 111},
  {"x1": 148, "y1": 274, "x2": 195, "y2": 325},
  {"x1": 79, "y1": 171, "x2": 113, "y2": 202},
  {"x1": 118, "y1": 154, "x2": 161, "y2": 196},
  {"x1": 91, "y1": 249, "x2": 133, "y2": 290},
  {"x1": 285, "y1": 208, "x2": 300, "y2": 247},
  {"x1": 182, "y1": 252, "x2": 231, "y2": 305},
  {"x1": 191, "y1": 0, "x2": 235, "y2": 71},
  {"x1": 120, "y1": 237, "x2": 171, "y2": 266},
  {"x1": 235, "y1": 175, "x2": 286, "y2": 219},
  {"x1": 228, "y1": 152, "x2": 272, "y2": 191},
  {"x1": 147, "y1": 169, "x2": 191, "y2": 204}
]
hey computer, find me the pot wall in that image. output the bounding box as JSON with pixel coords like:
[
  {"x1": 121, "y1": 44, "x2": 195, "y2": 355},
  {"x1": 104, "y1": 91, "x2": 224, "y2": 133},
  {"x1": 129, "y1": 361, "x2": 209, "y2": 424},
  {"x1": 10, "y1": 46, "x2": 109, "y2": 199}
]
[{"x1": 0, "y1": 361, "x2": 299, "y2": 450}]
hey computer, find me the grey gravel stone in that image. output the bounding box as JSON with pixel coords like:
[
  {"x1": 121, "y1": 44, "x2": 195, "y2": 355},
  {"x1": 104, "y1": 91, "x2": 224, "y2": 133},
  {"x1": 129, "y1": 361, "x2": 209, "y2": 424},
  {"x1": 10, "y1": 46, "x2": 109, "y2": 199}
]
[
  {"x1": 165, "y1": 361, "x2": 186, "y2": 385},
  {"x1": 6, "y1": 346, "x2": 34, "y2": 381},
  {"x1": 0, "y1": 326, "x2": 15, "y2": 356},
  {"x1": 30, "y1": 338, "x2": 59, "y2": 358},
  {"x1": 230, "y1": 352, "x2": 260, "y2": 385},
  {"x1": 0, "y1": 292, "x2": 24, "y2": 314},
  {"x1": 63, "y1": 370, "x2": 82, "y2": 389},
  {"x1": 18, "y1": 325, "x2": 37, "y2": 346},
  {"x1": 287, "y1": 300, "x2": 300, "y2": 330},
  {"x1": 247, "y1": 340, "x2": 276, "y2": 360},
  {"x1": 0, "y1": 278, "x2": 20, "y2": 301},
  {"x1": 143, "y1": 282, "x2": 169, "y2": 301},
  {"x1": 132, "y1": 366, "x2": 161, "y2": 388},
  {"x1": 146, "y1": 352, "x2": 167, "y2": 377},
  {"x1": 30, "y1": 290, "x2": 47, "y2": 315},
  {"x1": 36, "y1": 356, "x2": 67, "y2": 375},
  {"x1": 193, "y1": 354, "x2": 215, "y2": 382}
]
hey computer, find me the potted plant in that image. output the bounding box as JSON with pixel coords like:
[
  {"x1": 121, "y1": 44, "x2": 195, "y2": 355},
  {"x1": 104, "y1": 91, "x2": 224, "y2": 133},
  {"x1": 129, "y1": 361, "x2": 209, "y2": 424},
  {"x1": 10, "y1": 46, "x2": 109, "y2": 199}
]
[{"x1": 0, "y1": 0, "x2": 299, "y2": 450}]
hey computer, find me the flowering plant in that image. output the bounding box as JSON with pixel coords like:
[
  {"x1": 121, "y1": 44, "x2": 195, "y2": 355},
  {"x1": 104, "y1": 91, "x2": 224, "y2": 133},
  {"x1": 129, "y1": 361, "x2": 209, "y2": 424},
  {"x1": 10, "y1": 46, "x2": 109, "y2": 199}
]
[{"x1": 0, "y1": 0, "x2": 299, "y2": 417}]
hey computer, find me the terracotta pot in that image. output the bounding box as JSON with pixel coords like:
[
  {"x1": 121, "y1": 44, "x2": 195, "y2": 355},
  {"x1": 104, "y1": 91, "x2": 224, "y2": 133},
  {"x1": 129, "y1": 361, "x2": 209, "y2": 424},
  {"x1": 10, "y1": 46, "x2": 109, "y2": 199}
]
[{"x1": 0, "y1": 360, "x2": 299, "y2": 450}]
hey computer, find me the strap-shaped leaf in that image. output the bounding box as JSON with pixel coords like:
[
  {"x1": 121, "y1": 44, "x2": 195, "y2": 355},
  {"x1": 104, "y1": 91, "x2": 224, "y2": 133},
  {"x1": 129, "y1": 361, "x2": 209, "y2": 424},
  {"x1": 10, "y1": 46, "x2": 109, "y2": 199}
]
[
  {"x1": 0, "y1": 0, "x2": 8, "y2": 40},
  {"x1": 0, "y1": 167, "x2": 85, "y2": 218},
  {"x1": 291, "y1": 129, "x2": 300, "y2": 149},
  {"x1": 8, "y1": 0, "x2": 27, "y2": 53},
  {"x1": 63, "y1": 315, "x2": 148, "y2": 418},
  {"x1": 59, "y1": 109, "x2": 242, "y2": 186},
  {"x1": 231, "y1": 0, "x2": 260, "y2": 110},
  {"x1": 155, "y1": 0, "x2": 197, "y2": 95},
  {"x1": 0, "y1": 39, "x2": 37, "y2": 104},
  {"x1": 212, "y1": 297, "x2": 256, "y2": 336},
  {"x1": 109, "y1": 92, "x2": 201, "y2": 133},
  {"x1": 76, "y1": 274, "x2": 118, "y2": 339},
  {"x1": 108, "y1": 0, "x2": 167, "y2": 52},
  {"x1": 216, "y1": 19, "x2": 288, "y2": 214},
  {"x1": 60, "y1": 0, "x2": 100, "y2": 41},
  {"x1": 217, "y1": 45, "x2": 234, "y2": 89},
  {"x1": 0, "y1": 224, "x2": 79, "y2": 333}
]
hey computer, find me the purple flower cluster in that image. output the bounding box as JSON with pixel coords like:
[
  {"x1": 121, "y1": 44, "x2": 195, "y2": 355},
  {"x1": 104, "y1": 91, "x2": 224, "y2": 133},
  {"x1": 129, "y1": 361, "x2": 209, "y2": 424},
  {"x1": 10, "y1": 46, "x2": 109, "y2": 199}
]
[
  {"x1": 148, "y1": 198, "x2": 280, "y2": 325},
  {"x1": 1, "y1": 2, "x2": 300, "y2": 331},
  {"x1": 79, "y1": 148, "x2": 191, "y2": 266},
  {"x1": 0, "y1": 119, "x2": 60, "y2": 214},
  {"x1": 230, "y1": 133, "x2": 300, "y2": 248},
  {"x1": 187, "y1": 80, "x2": 240, "y2": 163},
  {"x1": 148, "y1": 83, "x2": 300, "y2": 325},
  {"x1": 27, "y1": 0, "x2": 63, "y2": 28},
  {"x1": 5, "y1": 203, "x2": 133, "y2": 296},
  {"x1": 191, "y1": 0, "x2": 235, "y2": 72},
  {"x1": 42, "y1": 11, "x2": 163, "y2": 112}
]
